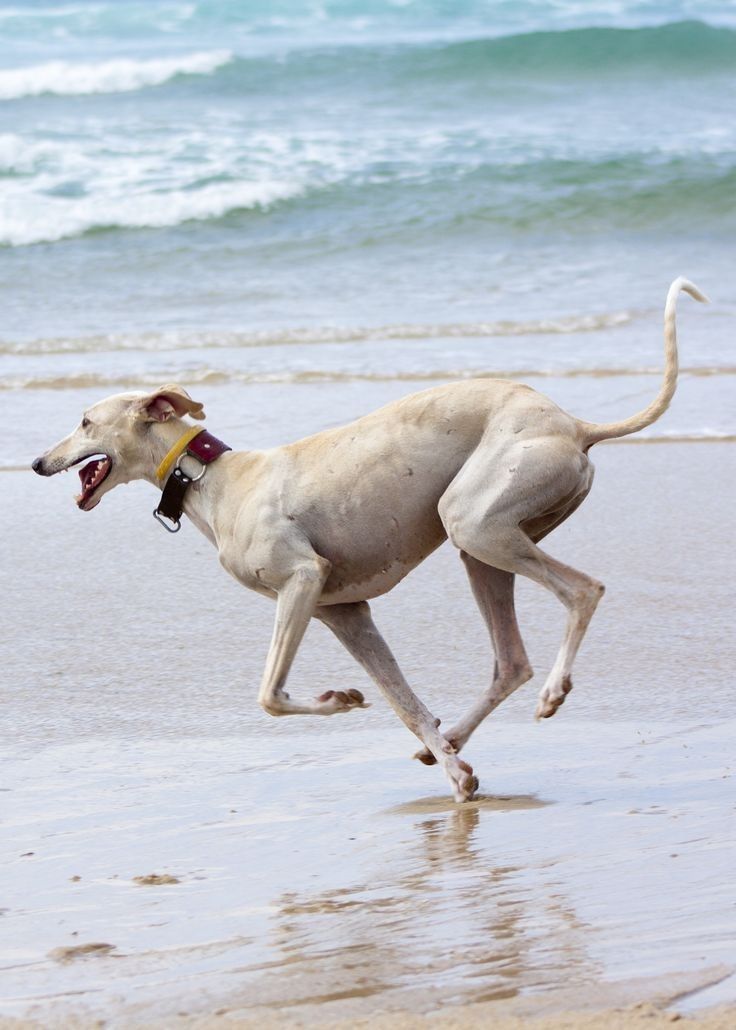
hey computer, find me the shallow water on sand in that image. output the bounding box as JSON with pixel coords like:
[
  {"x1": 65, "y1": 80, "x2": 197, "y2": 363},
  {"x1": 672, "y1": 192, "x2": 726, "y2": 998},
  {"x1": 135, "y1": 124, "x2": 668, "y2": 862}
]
[
  {"x1": 2, "y1": 724, "x2": 734, "y2": 1024},
  {"x1": 2, "y1": 439, "x2": 735, "y2": 1023}
]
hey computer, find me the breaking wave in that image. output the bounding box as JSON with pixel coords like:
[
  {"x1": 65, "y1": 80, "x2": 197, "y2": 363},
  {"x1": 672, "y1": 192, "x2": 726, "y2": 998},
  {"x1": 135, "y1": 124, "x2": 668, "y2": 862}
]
[
  {"x1": 3, "y1": 146, "x2": 735, "y2": 246},
  {"x1": 0, "y1": 49, "x2": 232, "y2": 100},
  {"x1": 3, "y1": 22, "x2": 733, "y2": 104},
  {"x1": 0, "y1": 179, "x2": 304, "y2": 247}
]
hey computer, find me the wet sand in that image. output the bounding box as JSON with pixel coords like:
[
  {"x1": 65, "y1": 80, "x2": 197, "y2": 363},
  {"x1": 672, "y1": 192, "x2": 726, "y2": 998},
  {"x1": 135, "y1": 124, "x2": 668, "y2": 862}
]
[{"x1": 3, "y1": 435, "x2": 735, "y2": 1027}]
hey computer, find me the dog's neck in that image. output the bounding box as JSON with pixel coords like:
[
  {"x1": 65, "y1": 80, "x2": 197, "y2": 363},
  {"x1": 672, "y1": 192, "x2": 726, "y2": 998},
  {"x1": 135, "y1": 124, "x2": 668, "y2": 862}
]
[
  {"x1": 145, "y1": 418, "x2": 226, "y2": 544},
  {"x1": 141, "y1": 418, "x2": 193, "y2": 483}
]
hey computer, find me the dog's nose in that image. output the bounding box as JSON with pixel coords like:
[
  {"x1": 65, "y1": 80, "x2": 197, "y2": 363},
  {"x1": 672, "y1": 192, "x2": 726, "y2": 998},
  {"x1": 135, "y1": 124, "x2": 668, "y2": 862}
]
[{"x1": 32, "y1": 456, "x2": 45, "y2": 475}]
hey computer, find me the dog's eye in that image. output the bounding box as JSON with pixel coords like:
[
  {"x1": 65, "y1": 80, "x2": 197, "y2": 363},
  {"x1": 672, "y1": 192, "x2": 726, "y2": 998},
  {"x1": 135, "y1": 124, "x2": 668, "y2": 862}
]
[{"x1": 81, "y1": 417, "x2": 90, "y2": 428}]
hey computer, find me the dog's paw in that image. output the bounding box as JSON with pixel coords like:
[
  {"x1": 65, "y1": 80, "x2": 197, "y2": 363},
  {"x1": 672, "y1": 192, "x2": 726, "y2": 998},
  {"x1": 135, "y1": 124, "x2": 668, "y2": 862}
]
[
  {"x1": 446, "y1": 757, "x2": 479, "y2": 803},
  {"x1": 535, "y1": 675, "x2": 573, "y2": 720},
  {"x1": 315, "y1": 688, "x2": 369, "y2": 714},
  {"x1": 413, "y1": 735, "x2": 477, "y2": 801},
  {"x1": 413, "y1": 746, "x2": 437, "y2": 766}
]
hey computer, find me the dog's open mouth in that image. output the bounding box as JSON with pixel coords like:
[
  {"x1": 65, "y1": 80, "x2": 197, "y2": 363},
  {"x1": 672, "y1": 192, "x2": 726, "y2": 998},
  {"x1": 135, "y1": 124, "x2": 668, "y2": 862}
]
[{"x1": 75, "y1": 455, "x2": 112, "y2": 511}]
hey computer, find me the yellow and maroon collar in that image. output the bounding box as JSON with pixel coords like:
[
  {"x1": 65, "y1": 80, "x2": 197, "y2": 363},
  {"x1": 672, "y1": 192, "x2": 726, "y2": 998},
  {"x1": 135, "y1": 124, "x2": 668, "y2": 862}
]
[
  {"x1": 156, "y1": 425, "x2": 206, "y2": 483},
  {"x1": 153, "y1": 427, "x2": 231, "y2": 533}
]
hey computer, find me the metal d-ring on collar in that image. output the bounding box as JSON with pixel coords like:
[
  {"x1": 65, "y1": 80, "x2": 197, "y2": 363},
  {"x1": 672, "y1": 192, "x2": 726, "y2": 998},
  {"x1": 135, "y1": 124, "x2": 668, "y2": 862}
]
[
  {"x1": 153, "y1": 429, "x2": 231, "y2": 533},
  {"x1": 152, "y1": 457, "x2": 203, "y2": 533}
]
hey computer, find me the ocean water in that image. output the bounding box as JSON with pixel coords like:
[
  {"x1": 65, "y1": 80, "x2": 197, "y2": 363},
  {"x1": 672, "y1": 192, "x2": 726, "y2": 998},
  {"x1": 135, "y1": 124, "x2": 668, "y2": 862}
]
[{"x1": 1, "y1": 0, "x2": 735, "y2": 459}]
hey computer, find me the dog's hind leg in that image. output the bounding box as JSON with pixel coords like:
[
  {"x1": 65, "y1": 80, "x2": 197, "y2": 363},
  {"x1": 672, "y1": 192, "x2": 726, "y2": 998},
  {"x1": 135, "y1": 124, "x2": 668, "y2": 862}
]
[
  {"x1": 455, "y1": 532, "x2": 602, "y2": 721},
  {"x1": 414, "y1": 557, "x2": 533, "y2": 765},
  {"x1": 439, "y1": 438, "x2": 604, "y2": 721},
  {"x1": 316, "y1": 601, "x2": 478, "y2": 802}
]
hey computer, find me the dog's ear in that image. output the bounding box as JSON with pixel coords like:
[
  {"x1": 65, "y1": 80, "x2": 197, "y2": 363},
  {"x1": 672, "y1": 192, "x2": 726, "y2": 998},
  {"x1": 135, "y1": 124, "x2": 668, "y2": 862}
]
[{"x1": 136, "y1": 385, "x2": 206, "y2": 422}]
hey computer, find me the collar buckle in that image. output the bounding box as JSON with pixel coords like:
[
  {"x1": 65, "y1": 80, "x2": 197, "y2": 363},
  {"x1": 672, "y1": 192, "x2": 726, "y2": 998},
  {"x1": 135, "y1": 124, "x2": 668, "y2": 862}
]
[{"x1": 153, "y1": 509, "x2": 181, "y2": 533}]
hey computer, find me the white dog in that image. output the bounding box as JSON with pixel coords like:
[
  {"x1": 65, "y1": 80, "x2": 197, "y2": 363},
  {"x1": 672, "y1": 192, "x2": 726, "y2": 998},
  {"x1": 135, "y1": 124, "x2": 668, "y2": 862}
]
[{"x1": 33, "y1": 279, "x2": 706, "y2": 801}]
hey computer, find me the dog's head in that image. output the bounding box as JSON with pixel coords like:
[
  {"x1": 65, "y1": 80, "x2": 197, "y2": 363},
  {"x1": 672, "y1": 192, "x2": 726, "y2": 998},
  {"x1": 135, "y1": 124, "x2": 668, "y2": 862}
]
[{"x1": 31, "y1": 385, "x2": 205, "y2": 511}]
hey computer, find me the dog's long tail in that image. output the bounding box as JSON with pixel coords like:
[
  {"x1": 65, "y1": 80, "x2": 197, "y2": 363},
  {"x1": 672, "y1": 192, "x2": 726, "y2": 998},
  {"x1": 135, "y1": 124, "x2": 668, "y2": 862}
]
[{"x1": 580, "y1": 277, "x2": 709, "y2": 448}]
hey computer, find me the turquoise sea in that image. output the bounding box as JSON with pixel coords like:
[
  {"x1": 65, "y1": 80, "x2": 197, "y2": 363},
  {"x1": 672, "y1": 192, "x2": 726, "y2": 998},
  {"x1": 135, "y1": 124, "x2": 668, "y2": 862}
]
[{"x1": 1, "y1": 0, "x2": 734, "y2": 460}]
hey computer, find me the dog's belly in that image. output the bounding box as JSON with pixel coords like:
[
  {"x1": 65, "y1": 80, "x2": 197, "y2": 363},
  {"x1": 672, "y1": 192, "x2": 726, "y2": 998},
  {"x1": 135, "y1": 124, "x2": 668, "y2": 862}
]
[
  {"x1": 320, "y1": 563, "x2": 422, "y2": 604},
  {"x1": 298, "y1": 470, "x2": 451, "y2": 604},
  {"x1": 318, "y1": 517, "x2": 447, "y2": 604}
]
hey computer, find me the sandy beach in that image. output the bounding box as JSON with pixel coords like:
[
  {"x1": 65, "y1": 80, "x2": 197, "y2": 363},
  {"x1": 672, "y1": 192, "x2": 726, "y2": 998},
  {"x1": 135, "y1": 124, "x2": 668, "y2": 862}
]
[{"x1": 3, "y1": 435, "x2": 735, "y2": 1027}]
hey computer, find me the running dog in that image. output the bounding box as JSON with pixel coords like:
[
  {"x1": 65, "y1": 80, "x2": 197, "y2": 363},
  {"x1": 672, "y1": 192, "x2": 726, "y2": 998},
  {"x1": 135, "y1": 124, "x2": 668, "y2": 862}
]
[{"x1": 32, "y1": 278, "x2": 706, "y2": 801}]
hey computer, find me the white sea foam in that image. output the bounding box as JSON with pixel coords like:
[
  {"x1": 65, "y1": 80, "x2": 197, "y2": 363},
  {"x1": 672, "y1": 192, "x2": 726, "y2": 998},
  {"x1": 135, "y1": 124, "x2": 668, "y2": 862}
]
[
  {"x1": 0, "y1": 122, "x2": 381, "y2": 245},
  {"x1": 0, "y1": 314, "x2": 638, "y2": 355},
  {"x1": 0, "y1": 133, "x2": 45, "y2": 173},
  {"x1": 0, "y1": 179, "x2": 303, "y2": 246},
  {"x1": 0, "y1": 50, "x2": 232, "y2": 100},
  {"x1": 1, "y1": 365, "x2": 731, "y2": 390}
]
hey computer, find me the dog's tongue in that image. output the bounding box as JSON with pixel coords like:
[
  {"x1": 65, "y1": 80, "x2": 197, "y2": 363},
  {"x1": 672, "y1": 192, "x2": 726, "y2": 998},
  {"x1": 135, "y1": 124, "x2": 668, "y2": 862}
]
[
  {"x1": 76, "y1": 457, "x2": 110, "y2": 507},
  {"x1": 79, "y1": 459, "x2": 97, "y2": 491}
]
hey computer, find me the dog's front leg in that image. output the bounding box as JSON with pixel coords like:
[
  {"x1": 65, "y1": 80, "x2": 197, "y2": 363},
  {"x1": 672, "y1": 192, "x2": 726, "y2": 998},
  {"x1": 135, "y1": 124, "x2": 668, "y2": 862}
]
[
  {"x1": 317, "y1": 602, "x2": 478, "y2": 802},
  {"x1": 258, "y1": 560, "x2": 368, "y2": 717}
]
